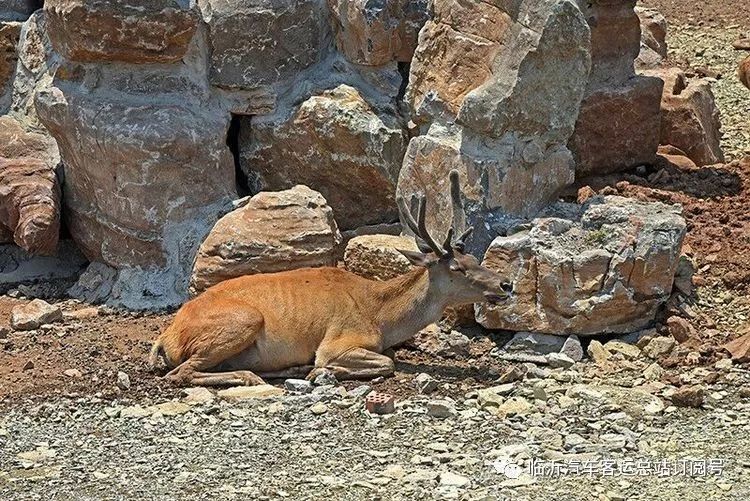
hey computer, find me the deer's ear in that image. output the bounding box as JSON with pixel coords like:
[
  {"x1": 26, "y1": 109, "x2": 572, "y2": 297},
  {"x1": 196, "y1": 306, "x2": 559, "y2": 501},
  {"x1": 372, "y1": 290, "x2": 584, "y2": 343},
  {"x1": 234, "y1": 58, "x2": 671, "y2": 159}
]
[{"x1": 397, "y1": 249, "x2": 436, "y2": 268}]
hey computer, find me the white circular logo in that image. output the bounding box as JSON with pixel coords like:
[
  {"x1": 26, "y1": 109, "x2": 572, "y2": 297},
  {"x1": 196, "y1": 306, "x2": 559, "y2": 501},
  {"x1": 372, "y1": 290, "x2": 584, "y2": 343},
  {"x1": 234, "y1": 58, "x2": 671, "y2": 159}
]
[{"x1": 493, "y1": 457, "x2": 522, "y2": 479}]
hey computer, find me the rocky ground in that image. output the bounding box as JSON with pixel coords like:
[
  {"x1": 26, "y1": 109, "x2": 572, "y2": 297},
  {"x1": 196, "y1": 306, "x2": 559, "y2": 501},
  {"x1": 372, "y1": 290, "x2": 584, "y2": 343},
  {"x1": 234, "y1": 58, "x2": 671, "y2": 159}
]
[{"x1": 2, "y1": 1, "x2": 750, "y2": 500}]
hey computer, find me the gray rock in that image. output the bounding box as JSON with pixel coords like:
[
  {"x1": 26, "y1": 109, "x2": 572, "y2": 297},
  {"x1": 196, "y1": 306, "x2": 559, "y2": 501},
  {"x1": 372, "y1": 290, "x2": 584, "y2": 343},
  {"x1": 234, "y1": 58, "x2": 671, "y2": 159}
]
[
  {"x1": 503, "y1": 332, "x2": 566, "y2": 356},
  {"x1": 477, "y1": 196, "x2": 686, "y2": 335},
  {"x1": 426, "y1": 400, "x2": 456, "y2": 419},
  {"x1": 285, "y1": 379, "x2": 314, "y2": 394},
  {"x1": 561, "y1": 335, "x2": 584, "y2": 362},
  {"x1": 546, "y1": 352, "x2": 575, "y2": 369},
  {"x1": 312, "y1": 371, "x2": 338, "y2": 387},
  {"x1": 347, "y1": 385, "x2": 372, "y2": 399},
  {"x1": 116, "y1": 371, "x2": 131, "y2": 391},
  {"x1": 415, "y1": 373, "x2": 439, "y2": 394}
]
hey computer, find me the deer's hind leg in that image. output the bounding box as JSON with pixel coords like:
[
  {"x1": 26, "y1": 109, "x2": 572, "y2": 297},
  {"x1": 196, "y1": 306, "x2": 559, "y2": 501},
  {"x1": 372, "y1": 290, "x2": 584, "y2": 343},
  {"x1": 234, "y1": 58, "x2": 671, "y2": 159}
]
[{"x1": 165, "y1": 305, "x2": 266, "y2": 387}]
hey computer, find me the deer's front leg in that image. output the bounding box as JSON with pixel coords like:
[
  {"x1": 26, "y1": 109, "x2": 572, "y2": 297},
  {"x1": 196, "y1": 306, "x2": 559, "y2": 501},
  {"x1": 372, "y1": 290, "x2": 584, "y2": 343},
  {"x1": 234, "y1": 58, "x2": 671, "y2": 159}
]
[{"x1": 309, "y1": 347, "x2": 395, "y2": 381}]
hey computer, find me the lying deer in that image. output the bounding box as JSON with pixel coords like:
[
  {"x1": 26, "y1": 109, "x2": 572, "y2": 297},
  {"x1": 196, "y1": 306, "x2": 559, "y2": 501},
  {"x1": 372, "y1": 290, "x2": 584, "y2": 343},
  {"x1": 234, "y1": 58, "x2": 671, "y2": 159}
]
[{"x1": 150, "y1": 171, "x2": 512, "y2": 386}]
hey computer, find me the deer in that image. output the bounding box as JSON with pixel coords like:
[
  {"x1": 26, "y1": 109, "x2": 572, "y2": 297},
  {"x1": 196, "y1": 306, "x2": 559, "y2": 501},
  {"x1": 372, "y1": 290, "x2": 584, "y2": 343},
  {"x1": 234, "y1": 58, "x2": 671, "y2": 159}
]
[{"x1": 149, "y1": 170, "x2": 512, "y2": 386}]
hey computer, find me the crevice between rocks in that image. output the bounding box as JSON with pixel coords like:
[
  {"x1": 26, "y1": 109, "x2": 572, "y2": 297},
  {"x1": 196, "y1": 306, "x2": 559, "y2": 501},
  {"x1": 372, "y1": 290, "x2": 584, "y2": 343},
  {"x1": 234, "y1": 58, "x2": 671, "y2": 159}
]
[{"x1": 226, "y1": 114, "x2": 250, "y2": 198}]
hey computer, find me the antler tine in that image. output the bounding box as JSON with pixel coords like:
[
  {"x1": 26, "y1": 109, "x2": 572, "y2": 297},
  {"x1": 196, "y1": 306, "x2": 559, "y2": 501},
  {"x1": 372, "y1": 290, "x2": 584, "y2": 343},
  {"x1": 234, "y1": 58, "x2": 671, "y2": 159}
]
[
  {"x1": 417, "y1": 195, "x2": 445, "y2": 256},
  {"x1": 449, "y1": 169, "x2": 465, "y2": 234},
  {"x1": 442, "y1": 227, "x2": 454, "y2": 252},
  {"x1": 453, "y1": 226, "x2": 474, "y2": 252},
  {"x1": 396, "y1": 195, "x2": 420, "y2": 235}
]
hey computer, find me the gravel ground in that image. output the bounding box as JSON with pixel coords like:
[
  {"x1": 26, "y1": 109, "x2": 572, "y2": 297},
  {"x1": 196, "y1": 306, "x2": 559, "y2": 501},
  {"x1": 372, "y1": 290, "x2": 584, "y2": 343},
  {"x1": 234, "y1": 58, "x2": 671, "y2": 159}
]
[{"x1": 2, "y1": 356, "x2": 749, "y2": 501}]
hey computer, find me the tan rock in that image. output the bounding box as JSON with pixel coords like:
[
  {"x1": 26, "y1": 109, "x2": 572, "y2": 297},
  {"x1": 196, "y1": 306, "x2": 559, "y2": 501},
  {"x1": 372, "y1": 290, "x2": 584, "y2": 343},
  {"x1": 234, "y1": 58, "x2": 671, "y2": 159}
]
[
  {"x1": 604, "y1": 341, "x2": 641, "y2": 360},
  {"x1": 217, "y1": 385, "x2": 284, "y2": 401},
  {"x1": 587, "y1": 340, "x2": 610, "y2": 364},
  {"x1": 191, "y1": 185, "x2": 341, "y2": 294},
  {"x1": 0, "y1": 115, "x2": 61, "y2": 255},
  {"x1": 44, "y1": 0, "x2": 198, "y2": 64},
  {"x1": 476, "y1": 196, "x2": 686, "y2": 335},
  {"x1": 343, "y1": 234, "x2": 417, "y2": 281},
  {"x1": 11, "y1": 298, "x2": 62, "y2": 330},
  {"x1": 241, "y1": 85, "x2": 407, "y2": 230},
  {"x1": 641, "y1": 336, "x2": 675, "y2": 359},
  {"x1": 328, "y1": 0, "x2": 428, "y2": 65}
]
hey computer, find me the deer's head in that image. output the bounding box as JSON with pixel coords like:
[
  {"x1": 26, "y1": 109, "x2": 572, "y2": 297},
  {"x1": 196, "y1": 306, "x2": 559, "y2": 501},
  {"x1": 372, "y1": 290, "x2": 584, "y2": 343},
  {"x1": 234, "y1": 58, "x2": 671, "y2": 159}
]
[{"x1": 396, "y1": 170, "x2": 513, "y2": 306}]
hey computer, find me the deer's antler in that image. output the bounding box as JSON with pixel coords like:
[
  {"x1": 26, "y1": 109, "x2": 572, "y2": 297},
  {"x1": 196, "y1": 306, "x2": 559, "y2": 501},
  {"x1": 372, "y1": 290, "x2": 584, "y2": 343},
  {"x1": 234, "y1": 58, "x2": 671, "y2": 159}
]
[{"x1": 397, "y1": 169, "x2": 474, "y2": 256}]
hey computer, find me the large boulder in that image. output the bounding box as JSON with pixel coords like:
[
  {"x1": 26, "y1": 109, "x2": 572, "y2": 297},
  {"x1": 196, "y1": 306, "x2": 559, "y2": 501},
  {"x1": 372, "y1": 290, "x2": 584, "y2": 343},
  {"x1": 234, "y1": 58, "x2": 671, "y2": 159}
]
[
  {"x1": 475, "y1": 196, "x2": 687, "y2": 335},
  {"x1": 36, "y1": 81, "x2": 236, "y2": 307},
  {"x1": 327, "y1": 0, "x2": 429, "y2": 66},
  {"x1": 44, "y1": 0, "x2": 199, "y2": 64},
  {"x1": 634, "y1": 6, "x2": 667, "y2": 69},
  {"x1": 0, "y1": 115, "x2": 60, "y2": 255},
  {"x1": 398, "y1": 0, "x2": 591, "y2": 253},
  {"x1": 343, "y1": 234, "x2": 418, "y2": 281},
  {"x1": 644, "y1": 67, "x2": 724, "y2": 166},
  {"x1": 240, "y1": 84, "x2": 407, "y2": 230},
  {"x1": 198, "y1": 0, "x2": 329, "y2": 92},
  {"x1": 190, "y1": 185, "x2": 341, "y2": 294},
  {"x1": 569, "y1": 0, "x2": 663, "y2": 176}
]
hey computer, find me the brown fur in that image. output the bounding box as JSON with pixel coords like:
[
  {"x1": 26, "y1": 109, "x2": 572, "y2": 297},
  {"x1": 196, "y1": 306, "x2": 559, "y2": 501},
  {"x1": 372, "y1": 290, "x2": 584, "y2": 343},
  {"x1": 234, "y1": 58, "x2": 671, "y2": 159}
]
[{"x1": 151, "y1": 251, "x2": 510, "y2": 386}]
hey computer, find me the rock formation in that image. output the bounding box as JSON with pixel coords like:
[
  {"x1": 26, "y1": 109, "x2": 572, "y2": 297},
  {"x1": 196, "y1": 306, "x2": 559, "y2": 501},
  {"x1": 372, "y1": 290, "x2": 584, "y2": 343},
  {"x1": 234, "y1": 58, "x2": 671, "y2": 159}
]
[
  {"x1": 569, "y1": 0, "x2": 663, "y2": 176},
  {"x1": 475, "y1": 196, "x2": 687, "y2": 335},
  {"x1": 344, "y1": 234, "x2": 418, "y2": 281},
  {"x1": 398, "y1": 0, "x2": 591, "y2": 254},
  {"x1": 190, "y1": 186, "x2": 341, "y2": 294}
]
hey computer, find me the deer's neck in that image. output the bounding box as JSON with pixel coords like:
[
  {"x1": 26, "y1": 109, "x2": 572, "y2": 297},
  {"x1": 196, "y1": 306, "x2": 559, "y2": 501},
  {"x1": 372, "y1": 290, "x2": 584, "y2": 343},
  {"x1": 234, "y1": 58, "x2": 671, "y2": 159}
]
[{"x1": 373, "y1": 268, "x2": 447, "y2": 350}]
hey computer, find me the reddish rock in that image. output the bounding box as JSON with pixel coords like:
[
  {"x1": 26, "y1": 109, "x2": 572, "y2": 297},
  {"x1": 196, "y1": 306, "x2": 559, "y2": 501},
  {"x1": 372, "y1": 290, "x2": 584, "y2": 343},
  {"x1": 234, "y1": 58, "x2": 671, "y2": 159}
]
[
  {"x1": 577, "y1": 186, "x2": 596, "y2": 204},
  {"x1": 671, "y1": 385, "x2": 704, "y2": 408},
  {"x1": 634, "y1": 6, "x2": 667, "y2": 69},
  {"x1": 666, "y1": 316, "x2": 695, "y2": 343},
  {"x1": 570, "y1": 0, "x2": 663, "y2": 176},
  {"x1": 44, "y1": 0, "x2": 199, "y2": 64},
  {"x1": 722, "y1": 331, "x2": 750, "y2": 362},
  {"x1": 644, "y1": 67, "x2": 724, "y2": 166}
]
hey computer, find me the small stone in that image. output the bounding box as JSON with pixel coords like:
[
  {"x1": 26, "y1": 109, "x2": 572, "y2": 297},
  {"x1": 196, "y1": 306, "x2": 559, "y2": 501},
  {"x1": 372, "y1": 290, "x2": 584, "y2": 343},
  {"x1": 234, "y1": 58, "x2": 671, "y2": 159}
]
[
  {"x1": 149, "y1": 401, "x2": 191, "y2": 416},
  {"x1": 63, "y1": 368, "x2": 82, "y2": 378},
  {"x1": 427, "y1": 400, "x2": 456, "y2": 418},
  {"x1": 437, "y1": 330, "x2": 470, "y2": 358},
  {"x1": 63, "y1": 306, "x2": 100, "y2": 321},
  {"x1": 11, "y1": 299, "x2": 63, "y2": 331},
  {"x1": 312, "y1": 370, "x2": 338, "y2": 386},
  {"x1": 532, "y1": 382, "x2": 547, "y2": 401},
  {"x1": 0, "y1": 326, "x2": 9, "y2": 339},
  {"x1": 495, "y1": 397, "x2": 532, "y2": 417},
  {"x1": 310, "y1": 402, "x2": 328, "y2": 415},
  {"x1": 116, "y1": 371, "x2": 131, "y2": 390},
  {"x1": 439, "y1": 471, "x2": 470, "y2": 487},
  {"x1": 603, "y1": 340, "x2": 641, "y2": 359},
  {"x1": 671, "y1": 385, "x2": 704, "y2": 408},
  {"x1": 666, "y1": 316, "x2": 695, "y2": 343},
  {"x1": 561, "y1": 335, "x2": 583, "y2": 362},
  {"x1": 121, "y1": 405, "x2": 151, "y2": 419},
  {"x1": 716, "y1": 482, "x2": 732, "y2": 492},
  {"x1": 642, "y1": 337, "x2": 675, "y2": 359},
  {"x1": 714, "y1": 359, "x2": 732, "y2": 370},
  {"x1": 644, "y1": 398, "x2": 665, "y2": 415},
  {"x1": 285, "y1": 379, "x2": 313, "y2": 393},
  {"x1": 546, "y1": 352, "x2": 575, "y2": 368},
  {"x1": 477, "y1": 384, "x2": 514, "y2": 408},
  {"x1": 498, "y1": 365, "x2": 527, "y2": 383},
  {"x1": 348, "y1": 385, "x2": 372, "y2": 398},
  {"x1": 93, "y1": 471, "x2": 109, "y2": 480},
  {"x1": 643, "y1": 362, "x2": 665, "y2": 381},
  {"x1": 182, "y1": 387, "x2": 215, "y2": 404},
  {"x1": 217, "y1": 385, "x2": 284, "y2": 401},
  {"x1": 587, "y1": 340, "x2": 610, "y2": 364},
  {"x1": 365, "y1": 392, "x2": 395, "y2": 414},
  {"x1": 503, "y1": 332, "x2": 565, "y2": 355},
  {"x1": 415, "y1": 372, "x2": 439, "y2": 394},
  {"x1": 22, "y1": 360, "x2": 34, "y2": 371}
]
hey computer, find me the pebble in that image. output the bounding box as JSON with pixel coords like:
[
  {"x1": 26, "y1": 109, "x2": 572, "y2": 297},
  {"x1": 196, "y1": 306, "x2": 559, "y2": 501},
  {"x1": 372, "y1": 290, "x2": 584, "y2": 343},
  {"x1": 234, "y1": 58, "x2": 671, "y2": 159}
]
[
  {"x1": 642, "y1": 337, "x2": 676, "y2": 359},
  {"x1": 561, "y1": 335, "x2": 584, "y2": 361},
  {"x1": 312, "y1": 371, "x2": 338, "y2": 386},
  {"x1": 217, "y1": 385, "x2": 285, "y2": 401},
  {"x1": 427, "y1": 400, "x2": 456, "y2": 418},
  {"x1": 310, "y1": 402, "x2": 328, "y2": 415},
  {"x1": 587, "y1": 340, "x2": 610, "y2": 363},
  {"x1": 285, "y1": 379, "x2": 313, "y2": 393},
  {"x1": 671, "y1": 385, "x2": 705, "y2": 408},
  {"x1": 546, "y1": 352, "x2": 575, "y2": 368},
  {"x1": 347, "y1": 385, "x2": 372, "y2": 398},
  {"x1": 439, "y1": 471, "x2": 469, "y2": 487},
  {"x1": 603, "y1": 341, "x2": 641, "y2": 360},
  {"x1": 116, "y1": 371, "x2": 131, "y2": 390},
  {"x1": 182, "y1": 387, "x2": 215, "y2": 404},
  {"x1": 415, "y1": 373, "x2": 439, "y2": 394},
  {"x1": 63, "y1": 368, "x2": 82, "y2": 378}
]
